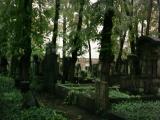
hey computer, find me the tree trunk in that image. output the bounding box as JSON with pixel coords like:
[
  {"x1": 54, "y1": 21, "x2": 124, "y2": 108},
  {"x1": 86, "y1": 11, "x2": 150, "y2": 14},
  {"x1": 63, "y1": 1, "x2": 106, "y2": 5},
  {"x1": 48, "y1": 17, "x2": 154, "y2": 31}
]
[
  {"x1": 97, "y1": 0, "x2": 114, "y2": 111},
  {"x1": 146, "y1": 0, "x2": 153, "y2": 36},
  {"x1": 17, "y1": 0, "x2": 40, "y2": 109},
  {"x1": 62, "y1": 16, "x2": 67, "y2": 84},
  {"x1": 69, "y1": 0, "x2": 85, "y2": 82},
  {"x1": 129, "y1": 0, "x2": 136, "y2": 54},
  {"x1": 88, "y1": 39, "x2": 92, "y2": 73},
  {"x1": 52, "y1": 0, "x2": 60, "y2": 51},
  {"x1": 100, "y1": 8, "x2": 114, "y2": 82},
  {"x1": 141, "y1": 20, "x2": 144, "y2": 36},
  {"x1": 123, "y1": 0, "x2": 135, "y2": 54},
  {"x1": 63, "y1": 17, "x2": 67, "y2": 59},
  {"x1": 129, "y1": 26, "x2": 136, "y2": 54},
  {"x1": 115, "y1": 31, "x2": 126, "y2": 73},
  {"x1": 19, "y1": 0, "x2": 32, "y2": 82},
  {"x1": 38, "y1": 0, "x2": 43, "y2": 34},
  {"x1": 157, "y1": 0, "x2": 160, "y2": 38},
  {"x1": 44, "y1": 0, "x2": 60, "y2": 91}
]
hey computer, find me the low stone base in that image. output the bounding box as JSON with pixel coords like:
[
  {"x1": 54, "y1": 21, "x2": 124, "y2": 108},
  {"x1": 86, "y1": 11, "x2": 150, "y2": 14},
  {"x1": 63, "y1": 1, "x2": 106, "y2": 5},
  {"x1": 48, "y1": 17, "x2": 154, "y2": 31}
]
[{"x1": 95, "y1": 81, "x2": 109, "y2": 112}]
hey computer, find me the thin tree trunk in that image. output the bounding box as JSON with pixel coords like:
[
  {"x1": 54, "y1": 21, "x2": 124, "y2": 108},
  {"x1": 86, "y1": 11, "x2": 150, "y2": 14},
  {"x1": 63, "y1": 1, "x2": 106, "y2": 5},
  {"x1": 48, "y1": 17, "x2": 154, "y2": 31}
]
[
  {"x1": 47, "y1": 0, "x2": 60, "y2": 89},
  {"x1": 97, "y1": 0, "x2": 114, "y2": 111},
  {"x1": 141, "y1": 20, "x2": 144, "y2": 36},
  {"x1": 52, "y1": 0, "x2": 60, "y2": 51},
  {"x1": 19, "y1": 0, "x2": 32, "y2": 82},
  {"x1": 88, "y1": 39, "x2": 92, "y2": 72},
  {"x1": 62, "y1": 16, "x2": 66, "y2": 84},
  {"x1": 38, "y1": 0, "x2": 43, "y2": 34},
  {"x1": 18, "y1": 0, "x2": 40, "y2": 109},
  {"x1": 100, "y1": 1, "x2": 114, "y2": 82},
  {"x1": 146, "y1": 0, "x2": 153, "y2": 36},
  {"x1": 129, "y1": 26, "x2": 136, "y2": 54},
  {"x1": 157, "y1": 0, "x2": 160, "y2": 38},
  {"x1": 63, "y1": 17, "x2": 66, "y2": 59},
  {"x1": 123, "y1": 0, "x2": 135, "y2": 54},
  {"x1": 129, "y1": 0, "x2": 136, "y2": 54},
  {"x1": 115, "y1": 31, "x2": 126, "y2": 73},
  {"x1": 70, "y1": 0, "x2": 85, "y2": 82}
]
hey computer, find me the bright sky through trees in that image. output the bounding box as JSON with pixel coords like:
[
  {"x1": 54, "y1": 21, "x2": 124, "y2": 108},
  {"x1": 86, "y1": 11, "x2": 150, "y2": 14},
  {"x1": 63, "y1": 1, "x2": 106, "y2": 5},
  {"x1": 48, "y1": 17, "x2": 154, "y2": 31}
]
[
  {"x1": 57, "y1": 0, "x2": 99, "y2": 58},
  {"x1": 90, "y1": 0, "x2": 97, "y2": 4}
]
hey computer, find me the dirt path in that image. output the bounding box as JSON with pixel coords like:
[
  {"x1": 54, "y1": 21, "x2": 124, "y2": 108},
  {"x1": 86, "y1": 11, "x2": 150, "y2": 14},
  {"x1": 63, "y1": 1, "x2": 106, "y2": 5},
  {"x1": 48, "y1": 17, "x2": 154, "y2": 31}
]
[{"x1": 38, "y1": 94, "x2": 105, "y2": 120}]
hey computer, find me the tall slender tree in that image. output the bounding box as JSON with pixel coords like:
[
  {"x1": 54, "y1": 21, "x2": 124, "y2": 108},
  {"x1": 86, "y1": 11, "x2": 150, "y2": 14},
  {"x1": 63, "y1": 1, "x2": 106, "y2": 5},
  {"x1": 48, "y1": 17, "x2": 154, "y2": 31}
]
[
  {"x1": 98, "y1": 0, "x2": 114, "y2": 111},
  {"x1": 62, "y1": 16, "x2": 67, "y2": 84},
  {"x1": 146, "y1": 0, "x2": 153, "y2": 36},
  {"x1": 88, "y1": 39, "x2": 92, "y2": 72},
  {"x1": 157, "y1": 0, "x2": 160, "y2": 38},
  {"x1": 69, "y1": 0, "x2": 85, "y2": 82},
  {"x1": 115, "y1": 31, "x2": 126, "y2": 73},
  {"x1": 18, "y1": 0, "x2": 33, "y2": 82},
  {"x1": 52, "y1": 0, "x2": 60, "y2": 51}
]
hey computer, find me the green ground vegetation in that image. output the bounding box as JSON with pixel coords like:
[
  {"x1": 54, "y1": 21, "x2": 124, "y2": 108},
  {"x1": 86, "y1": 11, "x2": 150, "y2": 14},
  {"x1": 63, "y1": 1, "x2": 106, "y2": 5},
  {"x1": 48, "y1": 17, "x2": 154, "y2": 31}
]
[
  {"x1": 0, "y1": 75, "x2": 68, "y2": 120},
  {"x1": 61, "y1": 83, "x2": 133, "y2": 98},
  {"x1": 112, "y1": 101, "x2": 160, "y2": 120}
]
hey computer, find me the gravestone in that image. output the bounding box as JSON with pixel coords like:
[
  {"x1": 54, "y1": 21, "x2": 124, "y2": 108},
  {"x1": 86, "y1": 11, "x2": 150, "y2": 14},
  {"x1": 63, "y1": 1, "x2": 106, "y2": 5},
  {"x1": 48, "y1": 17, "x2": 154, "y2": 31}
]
[
  {"x1": 137, "y1": 36, "x2": 160, "y2": 94},
  {"x1": 42, "y1": 43, "x2": 58, "y2": 93},
  {"x1": 75, "y1": 64, "x2": 81, "y2": 77},
  {"x1": 75, "y1": 64, "x2": 81, "y2": 83},
  {"x1": 92, "y1": 64, "x2": 100, "y2": 78},
  {"x1": 62, "y1": 57, "x2": 72, "y2": 83},
  {"x1": 20, "y1": 81, "x2": 39, "y2": 108}
]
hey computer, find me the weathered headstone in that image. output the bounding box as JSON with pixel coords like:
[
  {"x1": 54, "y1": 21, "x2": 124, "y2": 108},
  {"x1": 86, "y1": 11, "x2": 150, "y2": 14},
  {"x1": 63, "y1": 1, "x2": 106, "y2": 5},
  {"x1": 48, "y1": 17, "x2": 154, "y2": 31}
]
[
  {"x1": 62, "y1": 57, "x2": 72, "y2": 83},
  {"x1": 42, "y1": 44, "x2": 58, "y2": 93}
]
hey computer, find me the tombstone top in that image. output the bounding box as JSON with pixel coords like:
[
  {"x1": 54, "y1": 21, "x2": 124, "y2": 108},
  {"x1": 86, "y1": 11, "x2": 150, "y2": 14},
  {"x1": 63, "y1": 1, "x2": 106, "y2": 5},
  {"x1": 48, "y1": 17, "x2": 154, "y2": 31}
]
[
  {"x1": 138, "y1": 36, "x2": 160, "y2": 46},
  {"x1": 137, "y1": 36, "x2": 160, "y2": 58}
]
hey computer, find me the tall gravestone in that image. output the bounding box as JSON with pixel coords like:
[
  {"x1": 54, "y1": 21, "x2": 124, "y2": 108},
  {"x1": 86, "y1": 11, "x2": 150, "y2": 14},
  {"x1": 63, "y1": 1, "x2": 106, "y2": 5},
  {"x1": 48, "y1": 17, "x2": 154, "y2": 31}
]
[
  {"x1": 43, "y1": 44, "x2": 58, "y2": 93},
  {"x1": 62, "y1": 57, "x2": 72, "y2": 83}
]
